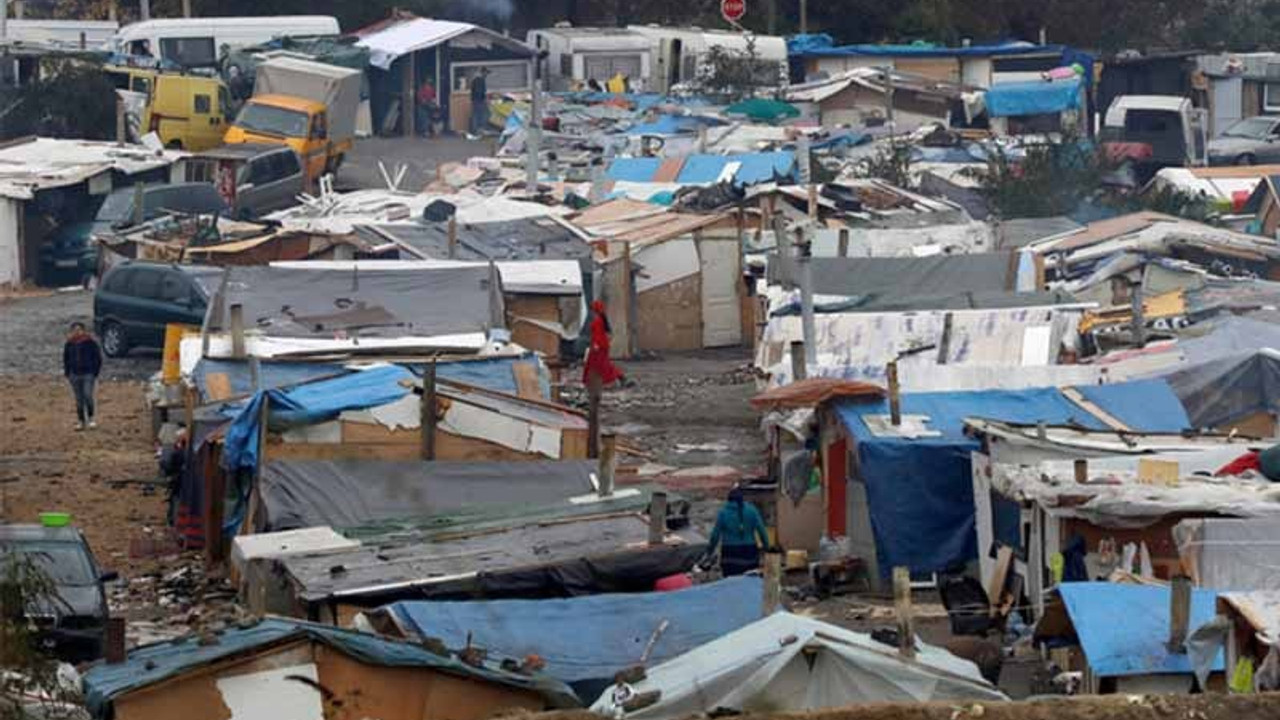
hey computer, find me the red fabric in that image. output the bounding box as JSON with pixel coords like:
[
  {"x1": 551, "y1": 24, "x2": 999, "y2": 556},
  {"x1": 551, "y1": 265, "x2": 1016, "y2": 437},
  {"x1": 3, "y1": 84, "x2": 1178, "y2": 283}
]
[
  {"x1": 416, "y1": 83, "x2": 437, "y2": 105},
  {"x1": 583, "y1": 301, "x2": 624, "y2": 385},
  {"x1": 1216, "y1": 450, "x2": 1260, "y2": 477},
  {"x1": 654, "y1": 574, "x2": 693, "y2": 592}
]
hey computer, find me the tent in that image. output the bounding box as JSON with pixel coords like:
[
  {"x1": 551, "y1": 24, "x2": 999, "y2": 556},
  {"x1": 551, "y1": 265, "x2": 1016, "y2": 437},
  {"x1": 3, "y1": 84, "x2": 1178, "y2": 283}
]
[
  {"x1": 372, "y1": 577, "x2": 764, "y2": 702},
  {"x1": 590, "y1": 612, "x2": 1005, "y2": 717}
]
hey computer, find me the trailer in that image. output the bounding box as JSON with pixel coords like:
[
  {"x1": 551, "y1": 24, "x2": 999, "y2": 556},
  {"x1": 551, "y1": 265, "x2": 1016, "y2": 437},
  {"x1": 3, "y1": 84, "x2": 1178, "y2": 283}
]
[{"x1": 527, "y1": 26, "x2": 653, "y2": 92}]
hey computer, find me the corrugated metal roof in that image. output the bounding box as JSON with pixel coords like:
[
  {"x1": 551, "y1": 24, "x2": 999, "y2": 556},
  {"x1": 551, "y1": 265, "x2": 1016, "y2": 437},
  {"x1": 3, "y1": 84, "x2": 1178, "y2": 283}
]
[{"x1": 0, "y1": 137, "x2": 184, "y2": 200}]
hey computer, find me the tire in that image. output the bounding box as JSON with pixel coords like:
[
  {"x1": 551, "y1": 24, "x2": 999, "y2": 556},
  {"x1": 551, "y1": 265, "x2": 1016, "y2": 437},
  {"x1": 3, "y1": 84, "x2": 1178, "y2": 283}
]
[
  {"x1": 1236, "y1": 153, "x2": 1256, "y2": 166},
  {"x1": 100, "y1": 321, "x2": 129, "y2": 358}
]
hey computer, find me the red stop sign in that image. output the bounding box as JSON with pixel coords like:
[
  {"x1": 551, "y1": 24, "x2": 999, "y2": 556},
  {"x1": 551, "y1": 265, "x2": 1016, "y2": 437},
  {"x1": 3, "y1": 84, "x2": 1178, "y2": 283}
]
[{"x1": 721, "y1": 0, "x2": 746, "y2": 22}]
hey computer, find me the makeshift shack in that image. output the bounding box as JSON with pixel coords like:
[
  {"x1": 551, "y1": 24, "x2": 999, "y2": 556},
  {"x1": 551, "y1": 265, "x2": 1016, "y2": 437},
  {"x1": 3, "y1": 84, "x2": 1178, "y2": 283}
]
[
  {"x1": 1039, "y1": 582, "x2": 1222, "y2": 694},
  {"x1": 0, "y1": 137, "x2": 186, "y2": 287},
  {"x1": 1216, "y1": 591, "x2": 1280, "y2": 690},
  {"x1": 785, "y1": 68, "x2": 978, "y2": 129},
  {"x1": 1243, "y1": 174, "x2": 1280, "y2": 239},
  {"x1": 591, "y1": 612, "x2": 1005, "y2": 717},
  {"x1": 820, "y1": 380, "x2": 1190, "y2": 590},
  {"x1": 1174, "y1": 518, "x2": 1280, "y2": 591},
  {"x1": 364, "y1": 577, "x2": 765, "y2": 703},
  {"x1": 570, "y1": 200, "x2": 748, "y2": 354},
  {"x1": 81, "y1": 618, "x2": 576, "y2": 720},
  {"x1": 354, "y1": 13, "x2": 536, "y2": 136}
]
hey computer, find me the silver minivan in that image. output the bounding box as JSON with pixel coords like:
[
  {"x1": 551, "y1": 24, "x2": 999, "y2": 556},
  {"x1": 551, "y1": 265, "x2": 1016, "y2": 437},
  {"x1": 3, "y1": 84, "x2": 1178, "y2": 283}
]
[{"x1": 186, "y1": 143, "x2": 305, "y2": 219}]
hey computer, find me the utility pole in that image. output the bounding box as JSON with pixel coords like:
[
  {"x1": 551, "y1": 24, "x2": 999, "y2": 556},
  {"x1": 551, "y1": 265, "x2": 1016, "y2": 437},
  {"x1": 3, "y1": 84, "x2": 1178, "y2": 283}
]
[
  {"x1": 800, "y1": 0, "x2": 808, "y2": 35},
  {"x1": 526, "y1": 79, "x2": 541, "y2": 196},
  {"x1": 139, "y1": 0, "x2": 150, "y2": 22},
  {"x1": 767, "y1": 0, "x2": 777, "y2": 35},
  {"x1": 1, "y1": 0, "x2": 8, "y2": 42}
]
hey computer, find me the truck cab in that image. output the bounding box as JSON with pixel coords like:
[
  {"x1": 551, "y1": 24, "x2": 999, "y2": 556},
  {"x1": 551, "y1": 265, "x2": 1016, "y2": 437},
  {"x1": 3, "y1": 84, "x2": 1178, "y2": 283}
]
[
  {"x1": 224, "y1": 94, "x2": 344, "y2": 183},
  {"x1": 1101, "y1": 95, "x2": 1208, "y2": 174}
]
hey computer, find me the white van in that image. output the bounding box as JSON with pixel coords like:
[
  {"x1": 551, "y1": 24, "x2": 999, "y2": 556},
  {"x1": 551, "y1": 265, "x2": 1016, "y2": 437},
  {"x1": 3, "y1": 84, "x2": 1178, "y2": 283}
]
[{"x1": 113, "y1": 16, "x2": 340, "y2": 68}]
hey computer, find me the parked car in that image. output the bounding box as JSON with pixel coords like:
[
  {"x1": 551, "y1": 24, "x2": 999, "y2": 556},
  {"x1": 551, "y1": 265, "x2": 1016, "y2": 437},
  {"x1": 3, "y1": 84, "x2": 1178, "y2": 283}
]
[
  {"x1": 40, "y1": 183, "x2": 226, "y2": 286},
  {"x1": 1207, "y1": 115, "x2": 1280, "y2": 166},
  {"x1": 0, "y1": 524, "x2": 116, "y2": 664},
  {"x1": 94, "y1": 262, "x2": 222, "y2": 357},
  {"x1": 186, "y1": 144, "x2": 305, "y2": 219}
]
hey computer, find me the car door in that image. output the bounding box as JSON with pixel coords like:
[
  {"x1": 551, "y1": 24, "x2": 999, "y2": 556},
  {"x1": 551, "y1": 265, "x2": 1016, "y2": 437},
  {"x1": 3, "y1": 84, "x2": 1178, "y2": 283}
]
[
  {"x1": 1262, "y1": 120, "x2": 1280, "y2": 164},
  {"x1": 120, "y1": 267, "x2": 165, "y2": 346},
  {"x1": 155, "y1": 271, "x2": 204, "y2": 334},
  {"x1": 239, "y1": 155, "x2": 280, "y2": 218},
  {"x1": 271, "y1": 150, "x2": 304, "y2": 212}
]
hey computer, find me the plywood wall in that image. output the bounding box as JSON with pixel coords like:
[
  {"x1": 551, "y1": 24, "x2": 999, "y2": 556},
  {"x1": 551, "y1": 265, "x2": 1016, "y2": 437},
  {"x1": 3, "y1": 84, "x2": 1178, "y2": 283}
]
[{"x1": 635, "y1": 273, "x2": 702, "y2": 351}]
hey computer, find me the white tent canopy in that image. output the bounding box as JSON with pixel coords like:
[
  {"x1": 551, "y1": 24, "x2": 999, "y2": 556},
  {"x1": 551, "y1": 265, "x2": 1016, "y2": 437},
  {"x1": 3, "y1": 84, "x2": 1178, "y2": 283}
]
[
  {"x1": 592, "y1": 612, "x2": 1005, "y2": 718},
  {"x1": 356, "y1": 17, "x2": 533, "y2": 70}
]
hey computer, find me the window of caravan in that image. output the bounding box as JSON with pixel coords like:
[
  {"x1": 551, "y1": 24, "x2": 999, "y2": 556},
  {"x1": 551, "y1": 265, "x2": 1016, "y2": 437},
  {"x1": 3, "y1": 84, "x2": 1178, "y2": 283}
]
[
  {"x1": 583, "y1": 55, "x2": 642, "y2": 82},
  {"x1": 160, "y1": 37, "x2": 217, "y2": 67}
]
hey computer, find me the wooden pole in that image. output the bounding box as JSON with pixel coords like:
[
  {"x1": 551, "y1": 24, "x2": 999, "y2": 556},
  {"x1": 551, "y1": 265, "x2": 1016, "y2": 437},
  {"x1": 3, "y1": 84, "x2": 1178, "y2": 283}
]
[
  {"x1": 763, "y1": 551, "x2": 783, "y2": 615},
  {"x1": 247, "y1": 356, "x2": 261, "y2": 392},
  {"x1": 1074, "y1": 459, "x2": 1088, "y2": 484},
  {"x1": 1168, "y1": 575, "x2": 1192, "y2": 653},
  {"x1": 403, "y1": 55, "x2": 416, "y2": 138},
  {"x1": 115, "y1": 97, "x2": 126, "y2": 146},
  {"x1": 447, "y1": 215, "x2": 458, "y2": 259},
  {"x1": 420, "y1": 360, "x2": 437, "y2": 461},
  {"x1": 181, "y1": 0, "x2": 191, "y2": 17},
  {"x1": 229, "y1": 303, "x2": 245, "y2": 359},
  {"x1": 887, "y1": 360, "x2": 901, "y2": 426},
  {"x1": 648, "y1": 491, "x2": 668, "y2": 545},
  {"x1": 1130, "y1": 280, "x2": 1146, "y2": 348},
  {"x1": 587, "y1": 372, "x2": 602, "y2": 458},
  {"x1": 838, "y1": 228, "x2": 849, "y2": 257},
  {"x1": 808, "y1": 184, "x2": 818, "y2": 220},
  {"x1": 790, "y1": 340, "x2": 806, "y2": 382},
  {"x1": 597, "y1": 431, "x2": 616, "y2": 497},
  {"x1": 893, "y1": 566, "x2": 915, "y2": 658},
  {"x1": 104, "y1": 617, "x2": 126, "y2": 664}
]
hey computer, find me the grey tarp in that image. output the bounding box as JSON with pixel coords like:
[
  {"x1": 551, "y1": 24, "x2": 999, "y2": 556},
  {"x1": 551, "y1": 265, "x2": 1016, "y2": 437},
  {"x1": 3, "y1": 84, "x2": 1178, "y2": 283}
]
[
  {"x1": 257, "y1": 459, "x2": 596, "y2": 532},
  {"x1": 207, "y1": 265, "x2": 500, "y2": 338},
  {"x1": 996, "y1": 216, "x2": 1083, "y2": 249},
  {"x1": 1166, "y1": 349, "x2": 1280, "y2": 429},
  {"x1": 1174, "y1": 518, "x2": 1280, "y2": 591},
  {"x1": 769, "y1": 251, "x2": 1016, "y2": 298}
]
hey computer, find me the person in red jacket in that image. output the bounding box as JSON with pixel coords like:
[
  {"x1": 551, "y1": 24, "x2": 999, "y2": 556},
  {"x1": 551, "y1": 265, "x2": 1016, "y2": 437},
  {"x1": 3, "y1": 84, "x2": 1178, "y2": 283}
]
[
  {"x1": 62, "y1": 322, "x2": 103, "y2": 430},
  {"x1": 582, "y1": 300, "x2": 624, "y2": 386}
]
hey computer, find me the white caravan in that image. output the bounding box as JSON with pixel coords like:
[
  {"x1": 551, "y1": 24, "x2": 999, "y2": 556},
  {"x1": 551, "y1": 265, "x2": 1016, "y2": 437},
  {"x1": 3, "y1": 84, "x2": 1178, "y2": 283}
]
[{"x1": 113, "y1": 16, "x2": 340, "y2": 68}]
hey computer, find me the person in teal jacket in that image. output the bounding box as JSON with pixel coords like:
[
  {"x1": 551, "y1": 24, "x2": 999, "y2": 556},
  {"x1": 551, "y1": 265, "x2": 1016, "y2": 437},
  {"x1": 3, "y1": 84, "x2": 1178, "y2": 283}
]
[{"x1": 705, "y1": 487, "x2": 771, "y2": 576}]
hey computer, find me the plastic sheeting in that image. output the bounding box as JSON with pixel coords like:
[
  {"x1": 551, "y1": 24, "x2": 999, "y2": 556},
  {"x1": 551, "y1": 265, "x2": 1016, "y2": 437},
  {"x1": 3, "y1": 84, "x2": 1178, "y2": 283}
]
[
  {"x1": 257, "y1": 459, "x2": 596, "y2": 532},
  {"x1": 605, "y1": 152, "x2": 796, "y2": 187},
  {"x1": 1174, "y1": 518, "x2": 1280, "y2": 591},
  {"x1": 82, "y1": 618, "x2": 576, "y2": 717},
  {"x1": 379, "y1": 578, "x2": 763, "y2": 699},
  {"x1": 767, "y1": 251, "x2": 1018, "y2": 298},
  {"x1": 1058, "y1": 582, "x2": 1222, "y2": 677},
  {"x1": 221, "y1": 365, "x2": 413, "y2": 472},
  {"x1": 985, "y1": 78, "x2": 1083, "y2": 118},
  {"x1": 1167, "y1": 349, "x2": 1280, "y2": 429},
  {"x1": 591, "y1": 612, "x2": 1004, "y2": 717},
  {"x1": 835, "y1": 380, "x2": 1189, "y2": 576}
]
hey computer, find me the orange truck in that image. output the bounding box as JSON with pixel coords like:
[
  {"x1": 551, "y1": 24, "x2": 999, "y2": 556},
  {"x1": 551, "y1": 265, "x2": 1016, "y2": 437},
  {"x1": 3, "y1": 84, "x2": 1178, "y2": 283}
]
[{"x1": 223, "y1": 56, "x2": 361, "y2": 184}]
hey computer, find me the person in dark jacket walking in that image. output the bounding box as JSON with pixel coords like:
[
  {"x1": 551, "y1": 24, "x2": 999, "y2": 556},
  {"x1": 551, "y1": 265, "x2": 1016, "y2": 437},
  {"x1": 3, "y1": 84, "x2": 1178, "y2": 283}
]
[
  {"x1": 62, "y1": 322, "x2": 102, "y2": 430},
  {"x1": 704, "y1": 487, "x2": 771, "y2": 577}
]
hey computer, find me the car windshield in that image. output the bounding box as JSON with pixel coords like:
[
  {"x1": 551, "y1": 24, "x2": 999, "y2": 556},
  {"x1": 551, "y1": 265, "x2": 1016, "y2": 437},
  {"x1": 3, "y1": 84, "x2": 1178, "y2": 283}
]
[
  {"x1": 1, "y1": 542, "x2": 96, "y2": 586},
  {"x1": 235, "y1": 103, "x2": 308, "y2": 138},
  {"x1": 1222, "y1": 118, "x2": 1275, "y2": 139},
  {"x1": 95, "y1": 190, "x2": 136, "y2": 224}
]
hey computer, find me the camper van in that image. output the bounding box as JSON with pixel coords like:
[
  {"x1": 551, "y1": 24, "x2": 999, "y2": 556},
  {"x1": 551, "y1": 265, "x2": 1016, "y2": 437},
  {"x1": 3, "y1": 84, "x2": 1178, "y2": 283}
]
[
  {"x1": 627, "y1": 26, "x2": 788, "y2": 94},
  {"x1": 527, "y1": 26, "x2": 653, "y2": 92},
  {"x1": 112, "y1": 16, "x2": 340, "y2": 68}
]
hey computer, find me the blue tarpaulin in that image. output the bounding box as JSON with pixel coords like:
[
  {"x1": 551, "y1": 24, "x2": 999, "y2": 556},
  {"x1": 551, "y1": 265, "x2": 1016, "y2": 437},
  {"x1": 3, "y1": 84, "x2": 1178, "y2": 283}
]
[
  {"x1": 835, "y1": 381, "x2": 1190, "y2": 577},
  {"x1": 605, "y1": 156, "x2": 665, "y2": 182},
  {"x1": 82, "y1": 618, "x2": 576, "y2": 717},
  {"x1": 986, "y1": 78, "x2": 1083, "y2": 117},
  {"x1": 1058, "y1": 583, "x2": 1223, "y2": 677},
  {"x1": 220, "y1": 365, "x2": 413, "y2": 473},
  {"x1": 384, "y1": 577, "x2": 763, "y2": 700},
  {"x1": 607, "y1": 152, "x2": 795, "y2": 186}
]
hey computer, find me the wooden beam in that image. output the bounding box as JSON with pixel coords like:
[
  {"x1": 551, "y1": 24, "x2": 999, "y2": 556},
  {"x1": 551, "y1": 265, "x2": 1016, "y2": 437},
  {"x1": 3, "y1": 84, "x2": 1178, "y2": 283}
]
[
  {"x1": 229, "y1": 303, "x2": 245, "y2": 359},
  {"x1": 893, "y1": 566, "x2": 915, "y2": 658},
  {"x1": 887, "y1": 360, "x2": 901, "y2": 426},
  {"x1": 587, "y1": 372, "x2": 602, "y2": 458},
  {"x1": 420, "y1": 360, "x2": 437, "y2": 461},
  {"x1": 597, "y1": 431, "x2": 616, "y2": 497},
  {"x1": 1168, "y1": 575, "x2": 1191, "y2": 653},
  {"x1": 763, "y1": 551, "x2": 783, "y2": 615},
  {"x1": 447, "y1": 215, "x2": 458, "y2": 258},
  {"x1": 1061, "y1": 386, "x2": 1133, "y2": 432},
  {"x1": 790, "y1": 340, "x2": 806, "y2": 381},
  {"x1": 838, "y1": 228, "x2": 849, "y2": 257},
  {"x1": 648, "y1": 491, "x2": 668, "y2": 545}
]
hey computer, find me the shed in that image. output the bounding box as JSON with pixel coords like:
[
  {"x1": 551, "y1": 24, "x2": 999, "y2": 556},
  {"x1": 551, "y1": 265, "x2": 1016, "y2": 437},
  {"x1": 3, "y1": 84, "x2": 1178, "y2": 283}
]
[
  {"x1": 784, "y1": 68, "x2": 976, "y2": 130},
  {"x1": 569, "y1": 200, "x2": 748, "y2": 354},
  {"x1": 0, "y1": 137, "x2": 186, "y2": 287},
  {"x1": 354, "y1": 13, "x2": 535, "y2": 136},
  {"x1": 81, "y1": 618, "x2": 575, "y2": 720},
  {"x1": 820, "y1": 380, "x2": 1190, "y2": 589}
]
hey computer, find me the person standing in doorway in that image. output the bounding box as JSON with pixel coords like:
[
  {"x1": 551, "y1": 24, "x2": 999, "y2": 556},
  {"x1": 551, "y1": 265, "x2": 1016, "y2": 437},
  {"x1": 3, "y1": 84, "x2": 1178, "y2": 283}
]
[
  {"x1": 415, "y1": 78, "x2": 439, "y2": 138},
  {"x1": 63, "y1": 322, "x2": 103, "y2": 430},
  {"x1": 469, "y1": 67, "x2": 490, "y2": 136}
]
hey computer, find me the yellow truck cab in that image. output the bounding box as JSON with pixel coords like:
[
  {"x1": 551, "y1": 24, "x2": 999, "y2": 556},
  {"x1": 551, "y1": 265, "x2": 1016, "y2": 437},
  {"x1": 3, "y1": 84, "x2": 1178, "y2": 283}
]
[
  {"x1": 223, "y1": 57, "x2": 361, "y2": 186},
  {"x1": 223, "y1": 94, "x2": 349, "y2": 182},
  {"x1": 104, "y1": 66, "x2": 230, "y2": 151}
]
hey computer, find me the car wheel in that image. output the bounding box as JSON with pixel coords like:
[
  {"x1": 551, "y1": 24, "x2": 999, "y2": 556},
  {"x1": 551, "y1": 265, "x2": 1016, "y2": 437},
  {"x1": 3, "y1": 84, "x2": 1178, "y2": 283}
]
[
  {"x1": 1236, "y1": 153, "x2": 1256, "y2": 166},
  {"x1": 100, "y1": 322, "x2": 129, "y2": 358}
]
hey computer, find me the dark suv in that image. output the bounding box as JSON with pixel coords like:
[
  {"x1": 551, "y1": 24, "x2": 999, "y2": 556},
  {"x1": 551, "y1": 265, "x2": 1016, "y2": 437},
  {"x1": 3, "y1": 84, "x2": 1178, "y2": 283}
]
[
  {"x1": 94, "y1": 262, "x2": 223, "y2": 357},
  {"x1": 0, "y1": 524, "x2": 116, "y2": 663}
]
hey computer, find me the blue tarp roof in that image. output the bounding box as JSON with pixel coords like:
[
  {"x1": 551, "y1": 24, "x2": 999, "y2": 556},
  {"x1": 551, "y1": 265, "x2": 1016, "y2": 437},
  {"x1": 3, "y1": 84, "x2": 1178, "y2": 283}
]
[
  {"x1": 985, "y1": 78, "x2": 1083, "y2": 117},
  {"x1": 82, "y1": 618, "x2": 576, "y2": 716},
  {"x1": 605, "y1": 152, "x2": 796, "y2": 187},
  {"x1": 834, "y1": 380, "x2": 1190, "y2": 576},
  {"x1": 221, "y1": 365, "x2": 413, "y2": 473},
  {"x1": 1059, "y1": 583, "x2": 1223, "y2": 677},
  {"x1": 384, "y1": 577, "x2": 764, "y2": 699}
]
